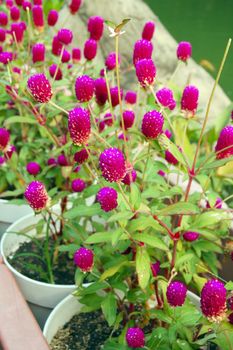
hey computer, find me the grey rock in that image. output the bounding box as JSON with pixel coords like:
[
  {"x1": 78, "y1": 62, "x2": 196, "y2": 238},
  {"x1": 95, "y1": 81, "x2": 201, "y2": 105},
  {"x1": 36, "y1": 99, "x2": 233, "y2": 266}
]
[{"x1": 58, "y1": 0, "x2": 231, "y2": 128}]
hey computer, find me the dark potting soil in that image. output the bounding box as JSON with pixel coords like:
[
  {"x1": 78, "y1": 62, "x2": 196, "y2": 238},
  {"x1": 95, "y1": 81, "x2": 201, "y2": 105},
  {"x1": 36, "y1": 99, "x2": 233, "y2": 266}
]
[
  {"x1": 8, "y1": 238, "x2": 76, "y2": 285},
  {"x1": 50, "y1": 310, "x2": 122, "y2": 350}
]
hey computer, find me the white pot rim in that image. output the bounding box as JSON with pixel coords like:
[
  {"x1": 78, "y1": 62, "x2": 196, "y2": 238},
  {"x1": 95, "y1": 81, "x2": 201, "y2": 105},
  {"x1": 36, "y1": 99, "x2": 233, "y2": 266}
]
[{"x1": 1, "y1": 212, "x2": 76, "y2": 289}]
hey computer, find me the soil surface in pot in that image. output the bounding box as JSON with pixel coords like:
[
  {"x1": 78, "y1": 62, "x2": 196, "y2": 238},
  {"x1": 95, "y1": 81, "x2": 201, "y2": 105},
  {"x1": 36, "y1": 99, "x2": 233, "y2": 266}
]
[
  {"x1": 8, "y1": 238, "x2": 76, "y2": 284},
  {"x1": 50, "y1": 309, "x2": 122, "y2": 350}
]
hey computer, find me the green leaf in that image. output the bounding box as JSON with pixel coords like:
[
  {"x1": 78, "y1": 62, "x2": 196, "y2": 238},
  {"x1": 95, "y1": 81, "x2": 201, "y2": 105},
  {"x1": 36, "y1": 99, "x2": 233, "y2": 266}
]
[
  {"x1": 136, "y1": 246, "x2": 151, "y2": 289},
  {"x1": 107, "y1": 211, "x2": 134, "y2": 223},
  {"x1": 202, "y1": 155, "x2": 233, "y2": 170},
  {"x1": 64, "y1": 204, "x2": 102, "y2": 219},
  {"x1": 225, "y1": 281, "x2": 233, "y2": 291},
  {"x1": 111, "y1": 228, "x2": 125, "y2": 247},
  {"x1": 158, "y1": 134, "x2": 188, "y2": 167},
  {"x1": 85, "y1": 231, "x2": 127, "y2": 244},
  {"x1": 175, "y1": 253, "x2": 195, "y2": 269},
  {"x1": 132, "y1": 233, "x2": 168, "y2": 251},
  {"x1": 190, "y1": 211, "x2": 228, "y2": 229},
  {"x1": 155, "y1": 202, "x2": 199, "y2": 216},
  {"x1": 129, "y1": 183, "x2": 141, "y2": 210},
  {"x1": 149, "y1": 309, "x2": 172, "y2": 323},
  {"x1": 4, "y1": 116, "x2": 37, "y2": 126},
  {"x1": 100, "y1": 261, "x2": 129, "y2": 281},
  {"x1": 101, "y1": 292, "x2": 117, "y2": 326},
  {"x1": 127, "y1": 216, "x2": 160, "y2": 232}
]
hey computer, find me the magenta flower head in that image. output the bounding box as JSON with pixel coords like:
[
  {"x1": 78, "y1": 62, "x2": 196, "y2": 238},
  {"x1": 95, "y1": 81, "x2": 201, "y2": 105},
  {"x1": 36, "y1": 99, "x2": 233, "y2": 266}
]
[
  {"x1": 0, "y1": 51, "x2": 13, "y2": 65},
  {"x1": 0, "y1": 156, "x2": 5, "y2": 166},
  {"x1": 61, "y1": 49, "x2": 70, "y2": 63},
  {"x1": 136, "y1": 58, "x2": 156, "y2": 87},
  {"x1": 104, "y1": 113, "x2": 114, "y2": 126},
  {"x1": 105, "y1": 52, "x2": 120, "y2": 71},
  {"x1": 26, "y1": 162, "x2": 41, "y2": 176},
  {"x1": 0, "y1": 12, "x2": 8, "y2": 27},
  {"x1": 74, "y1": 148, "x2": 89, "y2": 164},
  {"x1": 0, "y1": 29, "x2": 5, "y2": 43},
  {"x1": 166, "y1": 281, "x2": 187, "y2": 307},
  {"x1": 122, "y1": 167, "x2": 137, "y2": 185},
  {"x1": 6, "y1": 0, "x2": 14, "y2": 8},
  {"x1": 156, "y1": 88, "x2": 176, "y2": 110},
  {"x1": 69, "y1": 0, "x2": 82, "y2": 14},
  {"x1": 57, "y1": 154, "x2": 68, "y2": 166},
  {"x1": 158, "y1": 169, "x2": 165, "y2": 177},
  {"x1": 97, "y1": 187, "x2": 118, "y2": 212},
  {"x1": 27, "y1": 73, "x2": 52, "y2": 103},
  {"x1": 164, "y1": 129, "x2": 172, "y2": 139},
  {"x1": 133, "y1": 39, "x2": 153, "y2": 66},
  {"x1": 215, "y1": 125, "x2": 233, "y2": 160},
  {"x1": 99, "y1": 148, "x2": 126, "y2": 182},
  {"x1": 71, "y1": 178, "x2": 86, "y2": 192},
  {"x1": 10, "y1": 6, "x2": 20, "y2": 21},
  {"x1": 57, "y1": 28, "x2": 73, "y2": 45},
  {"x1": 181, "y1": 85, "x2": 199, "y2": 114},
  {"x1": 11, "y1": 22, "x2": 24, "y2": 43},
  {"x1": 88, "y1": 16, "x2": 104, "y2": 41},
  {"x1": 94, "y1": 77, "x2": 108, "y2": 106},
  {"x1": 47, "y1": 157, "x2": 57, "y2": 166},
  {"x1": 142, "y1": 110, "x2": 164, "y2": 139},
  {"x1": 165, "y1": 150, "x2": 178, "y2": 165},
  {"x1": 24, "y1": 181, "x2": 49, "y2": 211},
  {"x1": 47, "y1": 10, "x2": 58, "y2": 26},
  {"x1": 0, "y1": 128, "x2": 10, "y2": 150},
  {"x1": 4, "y1": 144, "x2": 16, "y2": 159},
  {"x1": 142, "y1": 21, "x2": 155, "y2": 41},
  {"x1": 125, "y1": 91, "x2": 137, "y2": 105},
  {"x1": 126, "y1": 328, "x2": 145, "y2": 348},
  {"x1": 32, "y1": 5, "x2": 44, "y2": 29},
  {"x1": 72, "y1": 48, "x2": 81, "y2": 63},
  {"x1": 52, "y1": 35, "x2": 63, "y2": 56},
  {"x1": 33, "y1": 0, "x2": 42, "y2": 4},
  {"x1": 22, "y1": 1, "x2": 32, "y2": 10},
  {"x1": 49, "y1": 64, "x2": 62, "y2": 80},
  {"x1": 75, "y1": 75, "x2": 94, "y2": 103},
  {"x1": 74, "y1": 247, "x2": 94, "y2": 272},
  {"x1": 201, "y1": 279, "x2": 227, "y2": 322},
  {"x1": 177, "y1": 41, "x2": 192, "y2": 62},
  {"x1": 183, "y1": 231, "x2": 199, "y2": 242},
  {"x1": 110, "y1": 86, "x2": 123, "y2": 107},
  {"x1": 122, "y1": 110, "x2": 135, "y2": 130},
  {"x1": 84, "y1": 39, "x2": 97, "y2": 61},
  {"x1": 151, "y1": 261, "x2": 160, "y2": 277},
  {"x1": 68, "y1": 107, "x2": 91, "y2": 146},
  {"x1": 32, "y1": 43, "x2": 45, "y2": 63}
]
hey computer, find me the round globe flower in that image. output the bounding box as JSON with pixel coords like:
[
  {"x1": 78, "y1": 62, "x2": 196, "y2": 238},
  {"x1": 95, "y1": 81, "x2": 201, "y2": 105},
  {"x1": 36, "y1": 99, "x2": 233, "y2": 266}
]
[
  {"x1": 74, "y1": 149, "x2": 89, "y2": 164},
  {"x1": 104, "y1": 113, "x2": 114, "y2": 126},
  {"x1": 126, "y1": 328, "x2": 145, "y2": 348},
  {"x1": 94, "y1": 77, "x2": 108, "y2": 106},
  {"x1": 165, "y1": 150, "x2": 178, "y2": 165},
  {"x1": 156, "y1": 87, "x2": 176, "y2": 110},
  {"x1": 215, "y1": 125, "x2": 233, "y2": 160},
  {"x1": 110, "y1": 86, "x2": 123, "y2": 107},
  {"x1": 47, "y1": 158, "x2": 57, "y2": 166},
  {"x1": 181, "y1": 85, "x2": 199, "y2": 114},
  {"x1": 166, "y1": 281, "x2": 187, "y2": 307},
  {"x1": 74, "y1": 247, "x2": 94, "y2": 272},
  {"x1": 99, "y1": 148, "x2": 126, "y2": 182},
  {"x1": 47, "y1": 10, "x2": 58, "y2": 26},
  {"x1": 0, "y1": 128, "x2": 10, "y2": 150},
  {"x1": 177, "y1": 41, "x2": 192, "y2": 62},
  {"x1": 133, "y1": 39, "x2": 153, "y2": 66},
  {"x1": 87, "y1": 16, "x2": 104, "y2": 41},
  {"x1": 72, "y1": 48, "x2": 81, "y2": 62},
  {"x1": 26, "y1": 162, "x2": 41, "y2": 176},
  {"x1": 10, "y1": 6, "x2": 20, "y2": 21},
  {"x1": 151, "y1": 261, "x2": 160, "y2": 277},
  {"x1": 32, "y1": 43, "x2": 45, "y2": 63},
  {"x1": 84, "y1": 39, "x2": 97, "y2": 61},
  {"x1": 52, "y1": 35, "x2": 63, "y2": 56},
  {"x1": 183, "y1": 231, "x2": 199, "y2": 242},
  {"x1": 0, "y1": 12, "x2": 8, "y2": 27},
  {"x1": 136, "y1": 58, "x2": 156, "y2": 87},
  {"x1": 57, "y1": 154, "x2": 68, "y2": 166},
  {"x1": 57, "y1": 28, "x2": 73, "y2": 45},
  {"x1": 105, "y1": 52, "x2": 120, "y2": 71},
  {"x1": 125, "y1": 91, "x2": 137, "y2": 105},
  {"x1": 68, "y1": 107, "x2": 91, "y2": 145},
  {"x1": 27, "y1": 73, "x2": 52, "y2": 103},
  {"x1": 24, "y1": 181, "x2": 49, "y2": 211},
  {"x1": 11, "y1": 22, "x2": 25, "y2": 43},
  {"x1": 49, "y1": 64, "x2": 62, "y2": 81},
  {"x1": 69, "y1": 0, "x2": 82, "y2": 14},
  {"x1": 141, "y1": 110, "x2": 164, "y2": 139},
  {"x1": 97, "y1": 187, "x2": 118, "y2": 212},
  {"x1": 71, "y1": 178, "x2": 86, "y2": 192},
  {"x1": 0, "y1": 29, "x2": 6, "y2": 43},
  {"x1": 32, "y1": 5, "x2": 44, "y2": 29},
  {"x1": 0, "y1": 52, "x2": 13, "y2": 65},
  {"x1": 122, "y1": 168, "x2": 137, "y2": 185},
  {"x1": 142, "y1": 21, "x2": 155, "y2": 41},
  {"x1": 122, "y1": 110, "x2": 135, "y2": 130},
  {"x1": 61, "y1": 49, "x2": 70, "y2": 63},
  {"x1": 75, "y1": 75, "x2": 95, "y2": 102},
  {"x1": 201, "y1": 279, "x2": 227, "y2": 322}
]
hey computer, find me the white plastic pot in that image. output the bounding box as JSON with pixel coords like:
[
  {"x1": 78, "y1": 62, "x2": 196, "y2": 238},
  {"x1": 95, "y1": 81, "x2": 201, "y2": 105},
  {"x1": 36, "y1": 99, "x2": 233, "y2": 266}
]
[
  {"x1": 0, "y1": 213, "x2": 76, "y2": 308},
  {"x1": 43, "y1": 291, "x2": 201, "y2": 345},
  {"x1": 0, "y1": 199, "x2": 33, "y2": 223}
]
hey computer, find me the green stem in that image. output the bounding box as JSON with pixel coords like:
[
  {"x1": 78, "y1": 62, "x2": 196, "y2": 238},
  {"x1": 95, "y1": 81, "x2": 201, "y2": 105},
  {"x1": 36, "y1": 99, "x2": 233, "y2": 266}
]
[
  {"x1": 141, "y1": 142, "x2": 151, "y2": 187},
  {"x1": 45, "y1": 216, "x2": 55, "y2": 284},
  {"x1": 49, "y1": 100, "x2": 69, "y2": 115},
  {"x1": 117, "y1": 182, "x2": 135, "y2": 212}
]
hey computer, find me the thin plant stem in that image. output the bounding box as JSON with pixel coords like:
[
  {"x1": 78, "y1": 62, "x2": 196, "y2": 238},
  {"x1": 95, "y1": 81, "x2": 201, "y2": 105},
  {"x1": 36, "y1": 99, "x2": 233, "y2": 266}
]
[
  {"x1": 117, "y1": 182, "x2": 134, "y2": 212},
  {"x1": 51, "y1": 46, "x2": 65, "y2": 88},
  {"x1": 49, "y1": 100, "x2": 69, "y2": 115},
  {"x1": 88, "y1": 103, "x2": 98, "y2": 130},
  {"x1": 44, "y1": 216, "x2": 55, "y2": 284},
  {"x1": 141, "y1": 142, "x2": 151, "y2": 187},
  {"x1": 167, "y1": 61, "x2": 182, "y2": 84}
]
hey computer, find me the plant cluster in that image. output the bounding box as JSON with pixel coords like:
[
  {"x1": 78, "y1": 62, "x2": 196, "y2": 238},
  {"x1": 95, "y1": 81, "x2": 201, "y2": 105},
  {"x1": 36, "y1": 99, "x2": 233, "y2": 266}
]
[{"x1": 0, "y1": 0, "x2": 233, "y2": 348}]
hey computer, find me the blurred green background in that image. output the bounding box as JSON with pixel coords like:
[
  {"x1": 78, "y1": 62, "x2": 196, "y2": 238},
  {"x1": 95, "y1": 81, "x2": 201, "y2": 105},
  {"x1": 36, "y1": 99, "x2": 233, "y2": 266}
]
[{"x1": 144, "y1": 0, "x2": 233, "y2": 100}]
